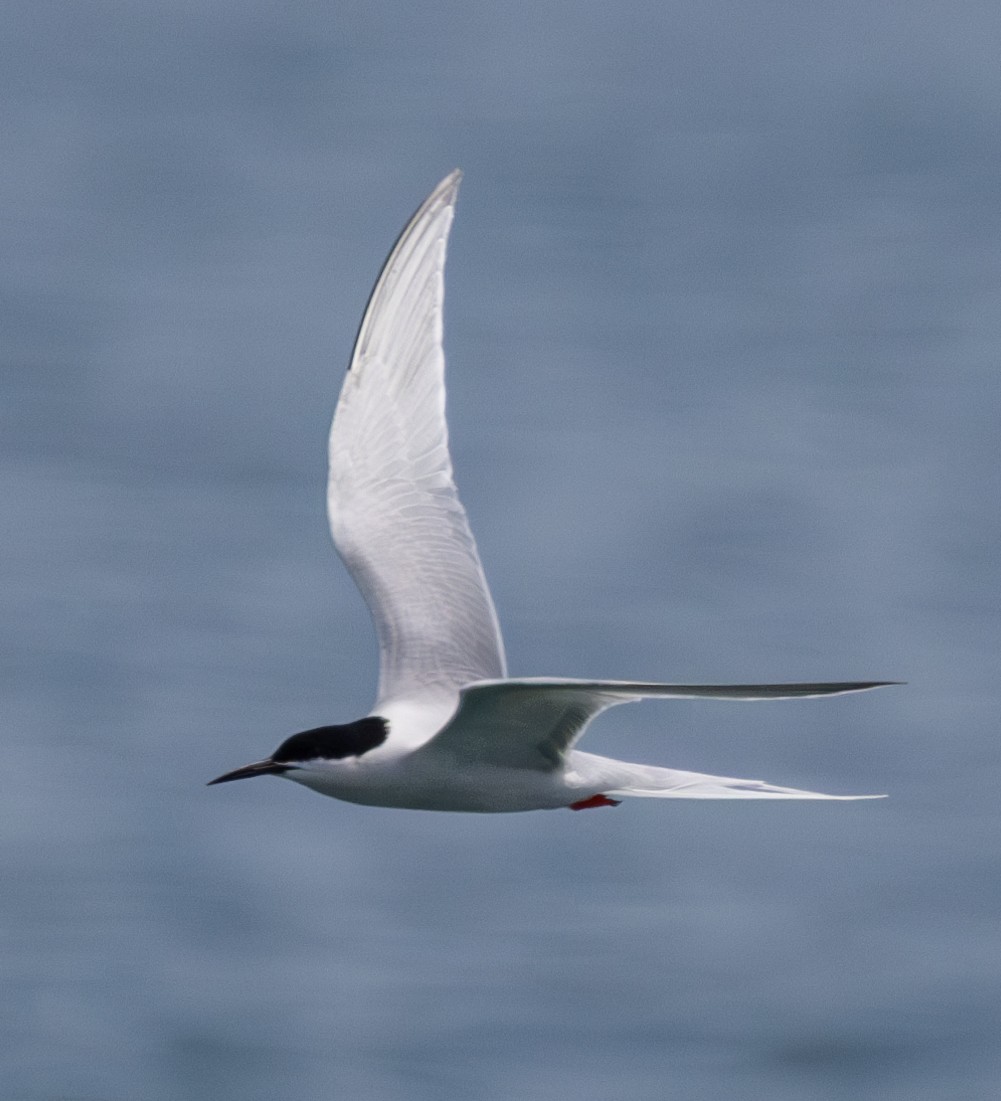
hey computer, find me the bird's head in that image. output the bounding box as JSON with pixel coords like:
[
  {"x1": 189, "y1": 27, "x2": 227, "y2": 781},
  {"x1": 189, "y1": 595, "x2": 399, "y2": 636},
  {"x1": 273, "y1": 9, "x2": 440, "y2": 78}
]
[{"x1": 207, "y1": 717, "x2": 389, "y2": 786}]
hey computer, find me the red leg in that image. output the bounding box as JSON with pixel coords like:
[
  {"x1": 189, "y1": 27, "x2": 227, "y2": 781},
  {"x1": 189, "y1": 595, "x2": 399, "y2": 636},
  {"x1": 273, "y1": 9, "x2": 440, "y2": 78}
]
[{"x1": 568, "y1": 793, "x2": 622, "y2": 811}]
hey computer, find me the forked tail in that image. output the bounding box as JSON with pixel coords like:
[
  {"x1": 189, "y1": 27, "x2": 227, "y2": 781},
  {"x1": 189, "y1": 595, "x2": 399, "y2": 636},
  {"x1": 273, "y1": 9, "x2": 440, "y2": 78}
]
[{"x1": 574, "y1": 754, "x2": 885, "y2": 801}]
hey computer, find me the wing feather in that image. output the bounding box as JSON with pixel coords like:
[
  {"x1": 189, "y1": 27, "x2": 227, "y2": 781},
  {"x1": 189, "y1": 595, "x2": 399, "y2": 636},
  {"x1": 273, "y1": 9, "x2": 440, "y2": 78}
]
[
  {"x1": 328, "y1": 172, "x2": 506, "y2": 714},
  {"x1": 420, "y1": 678, "x2": 898, "y2": 770}
]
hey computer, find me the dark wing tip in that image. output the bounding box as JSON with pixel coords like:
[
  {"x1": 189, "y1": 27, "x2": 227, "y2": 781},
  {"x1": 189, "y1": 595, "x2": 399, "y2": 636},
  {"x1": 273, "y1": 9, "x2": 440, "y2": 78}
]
[{"x1": 346, "y1": 171, "x2": 463, "y2": 375}]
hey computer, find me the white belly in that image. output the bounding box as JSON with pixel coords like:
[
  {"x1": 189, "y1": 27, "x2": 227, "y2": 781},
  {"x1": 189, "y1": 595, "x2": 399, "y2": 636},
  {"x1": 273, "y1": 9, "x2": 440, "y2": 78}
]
[{"x1": 285, "y1": 754, "x2": 584, "y2": 813}]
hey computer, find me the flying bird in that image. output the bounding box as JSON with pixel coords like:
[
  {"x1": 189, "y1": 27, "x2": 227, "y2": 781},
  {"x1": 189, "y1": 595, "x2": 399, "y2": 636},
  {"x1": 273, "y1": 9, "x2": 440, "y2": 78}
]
[{"x1": 209, "y1": 171, "x2": 894, "y2": 812}]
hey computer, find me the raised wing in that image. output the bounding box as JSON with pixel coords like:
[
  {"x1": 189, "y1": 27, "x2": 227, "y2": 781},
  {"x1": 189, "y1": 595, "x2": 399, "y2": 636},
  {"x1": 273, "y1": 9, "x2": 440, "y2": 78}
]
[
  {"x1": 328, "y1": 171, "x2": 506, "y2": 716},
  {"x1": 418, "y1": 678, "x2": 899, "y2": 771}
]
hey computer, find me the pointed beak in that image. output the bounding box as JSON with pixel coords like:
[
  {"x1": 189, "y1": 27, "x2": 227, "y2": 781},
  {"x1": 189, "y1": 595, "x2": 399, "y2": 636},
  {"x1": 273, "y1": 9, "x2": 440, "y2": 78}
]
[{"x1": 207, "y1": 760, "x2": 291, "y2": 785}]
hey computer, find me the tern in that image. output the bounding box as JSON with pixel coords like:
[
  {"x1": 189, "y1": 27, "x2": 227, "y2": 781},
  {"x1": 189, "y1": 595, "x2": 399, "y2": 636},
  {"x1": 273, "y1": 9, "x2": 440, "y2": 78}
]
[{"x1": 209, "y1": 171, "x2": 895, "y2": 812}]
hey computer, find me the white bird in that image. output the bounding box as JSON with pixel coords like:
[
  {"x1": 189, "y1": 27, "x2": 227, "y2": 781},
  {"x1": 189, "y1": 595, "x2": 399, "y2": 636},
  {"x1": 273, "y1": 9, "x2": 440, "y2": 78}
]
[{"x1": 209, "y1": 171, "x2": 895, "y2": 812}]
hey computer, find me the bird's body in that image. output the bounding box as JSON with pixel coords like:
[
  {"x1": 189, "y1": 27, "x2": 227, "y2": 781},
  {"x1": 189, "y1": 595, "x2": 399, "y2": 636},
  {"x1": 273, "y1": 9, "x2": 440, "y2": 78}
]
[
  {"x1": 282, "y1": 748, "x2": 862, "y2": 814},
  {"x1": 209, "y1": 172, "x2": 895, "y2": 812}
]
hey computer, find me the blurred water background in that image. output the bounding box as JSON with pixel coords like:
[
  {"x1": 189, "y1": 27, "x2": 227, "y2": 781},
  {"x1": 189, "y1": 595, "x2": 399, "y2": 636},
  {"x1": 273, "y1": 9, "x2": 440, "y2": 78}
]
[{"x1": 3, "y1": 2, "x2": 1000, "y2": 1098}]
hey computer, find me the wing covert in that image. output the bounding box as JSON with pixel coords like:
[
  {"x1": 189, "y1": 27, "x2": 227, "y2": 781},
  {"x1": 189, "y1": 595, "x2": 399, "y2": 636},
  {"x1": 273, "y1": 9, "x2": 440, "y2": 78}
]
[{"x1": 418, "y1": 680, "x2": 630, "y2": 771}]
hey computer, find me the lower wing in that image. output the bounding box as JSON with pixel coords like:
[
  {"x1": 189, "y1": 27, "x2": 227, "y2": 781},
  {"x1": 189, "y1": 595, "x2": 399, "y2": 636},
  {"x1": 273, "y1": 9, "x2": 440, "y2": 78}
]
[{"x1": 419, "y1": 678, "x2": 899, "y2": 770}]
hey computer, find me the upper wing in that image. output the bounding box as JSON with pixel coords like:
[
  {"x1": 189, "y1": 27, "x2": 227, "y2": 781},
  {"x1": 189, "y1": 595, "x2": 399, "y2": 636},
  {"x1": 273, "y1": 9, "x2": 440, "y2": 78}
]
[
  {"x1": 328, "y1": 172, "x2": 506, "y2": 716},
  {"x1": 418, "y1": 678, "x2": 899, "y2": 771}
]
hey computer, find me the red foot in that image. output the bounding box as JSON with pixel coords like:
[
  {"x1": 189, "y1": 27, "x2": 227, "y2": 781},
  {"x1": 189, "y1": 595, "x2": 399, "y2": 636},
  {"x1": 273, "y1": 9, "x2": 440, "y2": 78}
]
[{"x1": 568, "y1": 793, "x2": 622, "y2": 811}]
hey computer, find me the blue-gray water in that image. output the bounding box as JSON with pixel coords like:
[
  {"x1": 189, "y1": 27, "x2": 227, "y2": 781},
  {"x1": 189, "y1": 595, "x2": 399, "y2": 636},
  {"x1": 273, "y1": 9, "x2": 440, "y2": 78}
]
[{"x1": 4, "y1": 2, "x2": 999, "y2": 1098}]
